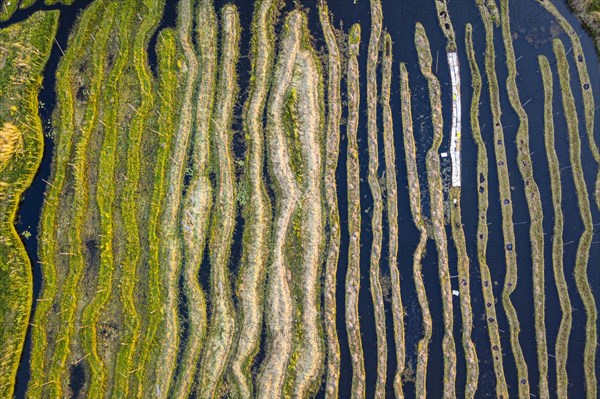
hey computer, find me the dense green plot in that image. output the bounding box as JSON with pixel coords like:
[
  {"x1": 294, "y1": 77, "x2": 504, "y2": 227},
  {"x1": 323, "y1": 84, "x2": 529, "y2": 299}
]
[{"x1": 0, "y1": 10, "x2": 58, "y2": 397}]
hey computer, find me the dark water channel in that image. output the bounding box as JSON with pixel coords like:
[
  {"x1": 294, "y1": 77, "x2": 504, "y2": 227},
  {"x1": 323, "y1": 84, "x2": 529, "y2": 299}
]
[{"x1": 5, "y1": 0, "x2": 599, "y2": 397}]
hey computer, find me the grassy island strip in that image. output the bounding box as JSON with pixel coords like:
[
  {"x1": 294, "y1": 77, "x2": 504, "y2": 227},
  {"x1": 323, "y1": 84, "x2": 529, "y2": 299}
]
[
  {"x1": 434, "y1": 1, "x2": 478, "y2": 395},
  {"x1": 318, "y1": 3, "x2": 342, "y2": 398},
  {"x1": 196, "y1": 6, "x2": 240, "y2": 397},
  {"x1": 137, "y1": 26, "x2": 182, "y2": 398},
  {"x1": 114, "y1": 1, "x2": 164, "y2": 396},
  {"x1": 367, "y1": 1, "x2": 387, "y2": 397},
  {"x1": 29, "y1": 3, "x2": 116, "y2": 397},
  {"x1": 0, "y1": 10, "x2": 58, "y2": 397},
  {"x1": 399, "y1": 63, "x2": 432, "y2": 399},
  {"x1": 170, "y1": 0, "x2": 215, "y2": 397},
  {"x1": 537, "y1": 0, "x2": 600, "y2": 209},
  {"x1": 256, "y1": 12, "x2": 302, "y2": 398},
  {"x1": 499, "y1": 0, "x2": 547, "y2": 395},
  {"x1": 156, "y1": 0, "x2": 199, "y2": 392},
  {"x1": 414, "y1": 22, "x2": 456, "y2": 398},
  {"x1": 538, "y1": 54, "x2": 571, "y2": 399},
  {"x1": 554, "y1": 38, "x2": 598, "y2": 398},
  {"x1": 381, "y1": 32, "x2": 405, "y2": 399},
  {"x1": 465, "y1": 23, "x2": 508, "y2": 398},
  {"x1": 78, "y1": 3, "x2": 134, "y2": 397},
  {"x1": 476, "y1": 1, "x2": 530, "y2": 394},
  {"x1": 285, "y1": 43, "x2": 326, "y2": 399},
  {"x1": 344, "y1": 22, "x2": 366, "y2": 399},
  {"x1": 229, "y1": 1, "x2": 275, "y2": 398}
]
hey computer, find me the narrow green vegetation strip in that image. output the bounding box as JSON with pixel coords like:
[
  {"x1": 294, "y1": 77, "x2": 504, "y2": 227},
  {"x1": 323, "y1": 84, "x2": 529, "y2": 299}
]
[
  {"x1": 367, "y1": 2, "x2": 387, "y2": 396},
  {"x1": 465, "y1": 22, "x2": 508, "y2": 398},
  {"x1": 197, "y1": 5, "x2": 240, "y2": 397},
  {"x1": 399, "y1": 63, "x2": 432, "y2": 399},
  {"x1": 157, "y1": 0, "x2": 198, "y2": 391},
  {"x1": 256, "y1": 12, "x2": 302, "y2": 398},
  {"x1": 499, "y1": 0, "x2": 545, "y2": 395},
  {"x1": 229, "y1": 1, "x2": 274, "y2": 398},
  {"x1": 135, "y1": 26, "x2": 180, "y2": 398},
  {"x1": 381, "y1": 32, "x2": 405, "y2": 399},
  {"x1": 538, "y1": 54, "x2": 571, "y2": 399},
  {"x1": 344, "y1": 22, "x2": 366, "y2": 399},
  {"x1": 28, "y1": 3, "x2": 104, "y2": 396},
  {"x1": 435, "y1": 2, "x2": 478, "y2": 394},
  {"x1": 318, "y1": 3, "x2": 342, "y2": 398},
  {"x1": 285, "y1": 43, "x2": 325, "y2": 399},
  {"x1": 41, "y1": 4, "x2": 115, "y2": 396},
  {"x1": 78, "y1": 4, "x2": 131, "y2": 397},
  {"x1": 170, "y1": 1, "x2": 216, "y2": 397},
  {"x1": 414, "y1": 22, "x2": 456, "y2": 398},
  {"x1": 0, "y1": 11, "x2": 58, "y2": 397},
  {"x1": 476, "y1": 2, "x2": 529, "y2": 393},
  {"x1": 554, "y1": 38, "x2": 597, "y2": 398},
  {"x1": 114, "y1": 1, "x2": 163, "y2": 395}
]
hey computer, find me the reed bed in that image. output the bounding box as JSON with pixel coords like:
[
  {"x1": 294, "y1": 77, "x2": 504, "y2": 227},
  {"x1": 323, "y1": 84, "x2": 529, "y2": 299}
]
[
  {"x1": 366, "y1": 2, "x2": 387, "y2": 397},
  {"x1": 500, "y1": 0, "x2": 546, "y2": 395},
  {"x1": 344, "y1": 22, "x2": 366, "y2": 399},
  {"x1": 538, "y1": 54, "x2": 572, "y2": 399},
  {"x1": 554, "y1": 38, "x2": 597, "y2": 398},
  {"x1": 399, "y1": 63, "x2": 432, "y2": 399},
  {"x1": 318, "y1": 3, "x2": 342, "y2": 398},
  {"x1": 415, "y1": 22, "x2": 456, "y2": 398},
  {"x1": 229, "y1": 0, "x2": 275, "y2": 397},
  {"x1": 0, "y1": 11, "x2": 58, "y2": 397},
  {"x1": 476, "y1": 2, "x2": 530, "y2": 394},
  {"x1": 465, "y1": 22, "x2": 508, "y2": 398},
  {"x1": 381, "y1": 32, "x2": 405, "y2": 399}
]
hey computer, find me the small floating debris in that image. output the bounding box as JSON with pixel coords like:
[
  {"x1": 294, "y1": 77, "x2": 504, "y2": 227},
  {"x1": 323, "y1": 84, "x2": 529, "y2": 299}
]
[{"x1": 452, "y1": 290, "x2": 460, "y2": 297}]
